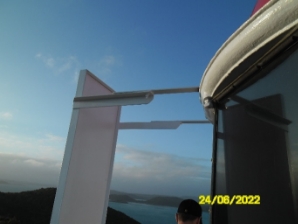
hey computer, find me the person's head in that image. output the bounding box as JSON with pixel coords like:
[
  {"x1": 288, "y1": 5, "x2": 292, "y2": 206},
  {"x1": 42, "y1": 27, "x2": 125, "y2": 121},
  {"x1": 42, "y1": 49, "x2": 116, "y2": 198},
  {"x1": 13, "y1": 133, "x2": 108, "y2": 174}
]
[{"x1": 175, "y1": 199, "x2": 202, "y2": 224}]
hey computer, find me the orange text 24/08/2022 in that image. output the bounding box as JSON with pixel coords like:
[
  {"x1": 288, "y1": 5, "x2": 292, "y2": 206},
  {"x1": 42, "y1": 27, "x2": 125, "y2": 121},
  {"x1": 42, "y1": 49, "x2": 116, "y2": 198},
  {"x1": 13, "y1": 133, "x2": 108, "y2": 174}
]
[{"x1": 198, "y1": 195, "x2": 260, "y2": 205}]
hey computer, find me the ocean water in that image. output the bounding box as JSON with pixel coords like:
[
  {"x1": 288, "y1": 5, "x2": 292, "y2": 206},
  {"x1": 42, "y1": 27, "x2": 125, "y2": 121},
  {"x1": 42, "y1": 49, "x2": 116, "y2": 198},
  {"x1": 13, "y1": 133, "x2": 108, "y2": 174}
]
[
  {"x1": 108, "y1": 202, "x2": 209, "y2": 224},
  {"x1": 0, "y1": 184, "x2": 210, "y2": 223}
]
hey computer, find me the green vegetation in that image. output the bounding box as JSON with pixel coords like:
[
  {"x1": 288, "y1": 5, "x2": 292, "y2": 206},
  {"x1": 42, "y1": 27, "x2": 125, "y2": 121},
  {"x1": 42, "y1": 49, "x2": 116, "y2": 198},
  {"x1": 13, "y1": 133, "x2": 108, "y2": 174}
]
[
  {"x1": 0, "y1": 188, "x2": 55, "y2": 224},
  {"x1": 0, "y1": 188, "x2": 140, "y2": 224}
]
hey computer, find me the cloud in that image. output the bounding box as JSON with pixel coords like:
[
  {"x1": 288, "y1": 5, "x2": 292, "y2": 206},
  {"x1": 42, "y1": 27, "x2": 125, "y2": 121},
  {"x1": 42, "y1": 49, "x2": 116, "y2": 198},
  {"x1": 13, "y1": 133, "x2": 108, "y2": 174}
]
[
  {"x1": 0, "y1": 112, "x2": 13, "y2": 120},
  {"x1": 35, "y1": 53, "x2": 80, "y2": 79},
  {"x1": 0, "y1": 131, "x2": 65, "y2": 160},
  {"x1": 0, "y1": 138, "x2": 211, "y2": 196},
  {"x1": 45, "y1": 133, "x2": 65, "y2": 142},
  {"x1": 115, "y1": 145, "x2": 210, "y2": 179},
  {"x1": 35, "y1": 53, "x2": 122, "y2": 83},
  {"x1": 46, "y1": 57, "x2": 55, "y2": 68},
  {"x1": 57, "y1": 56, "x2": 77, "y2": 73},
  {"x1": 96, "y1": 55, "x2": 122, "y2": 76},
  {"x1": 99, "y1": 55, "x2": 116, "y2": 66},
  {"x1": 24, "y1": 159, "x2": 44, "y2": 167},
  {"x1": 111, "y1": 145, "x2": 211, "y2": 196},
  {"x1": 0, "y1": 153, "x2": 61, "y2": 190}
]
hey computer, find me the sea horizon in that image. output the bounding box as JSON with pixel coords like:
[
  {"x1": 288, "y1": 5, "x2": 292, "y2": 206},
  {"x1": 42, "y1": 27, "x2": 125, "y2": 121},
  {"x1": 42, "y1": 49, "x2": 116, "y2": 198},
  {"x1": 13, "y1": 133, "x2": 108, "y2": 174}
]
[{"x1": 108, "y1": 201, "x2": 209, "y2": 224}]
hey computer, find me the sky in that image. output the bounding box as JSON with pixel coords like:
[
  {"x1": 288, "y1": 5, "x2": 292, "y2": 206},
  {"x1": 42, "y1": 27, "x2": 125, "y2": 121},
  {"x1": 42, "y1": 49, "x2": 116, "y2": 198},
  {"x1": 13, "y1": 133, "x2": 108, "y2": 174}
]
[{"x1": 0, "y1": 0, "x2": 256, "y2": 197}]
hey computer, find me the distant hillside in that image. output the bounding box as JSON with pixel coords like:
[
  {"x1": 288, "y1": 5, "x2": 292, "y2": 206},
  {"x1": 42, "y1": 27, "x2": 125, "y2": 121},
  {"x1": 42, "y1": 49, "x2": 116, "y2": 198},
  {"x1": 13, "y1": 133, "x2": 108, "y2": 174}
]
[
  {"x1": 145, "y1": 196, "x2": 182, "y2": 207},
  {"x1": 109, "y1": 194, "x2": 136, "y2": 203},
  {"x1": 110, "y1": 190, "x2": 156, "y2": 201},
  {"x1": 109, "y1": 193, "x2": 183, "y2": 207},
  {"x1": 0, "y1": 188, "x2": 140, "y2": 224},
  {"x1": 109, "y1": 192, "x2": 209, "y2": 212}
]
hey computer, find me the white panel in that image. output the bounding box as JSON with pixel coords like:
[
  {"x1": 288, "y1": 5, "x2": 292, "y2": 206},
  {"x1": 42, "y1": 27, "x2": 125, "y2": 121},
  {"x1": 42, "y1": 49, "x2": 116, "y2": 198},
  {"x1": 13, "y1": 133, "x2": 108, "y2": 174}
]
[{"x1": 51, "y1": 70, "x2": 121, "y2": 224}]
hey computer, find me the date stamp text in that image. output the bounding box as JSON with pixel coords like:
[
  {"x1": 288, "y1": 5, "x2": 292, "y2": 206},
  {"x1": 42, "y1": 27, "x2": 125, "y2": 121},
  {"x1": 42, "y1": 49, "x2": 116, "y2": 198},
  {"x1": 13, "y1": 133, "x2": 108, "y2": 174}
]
[{"x1": 198, "y1": 195, "x2": 260, "y2": 205}]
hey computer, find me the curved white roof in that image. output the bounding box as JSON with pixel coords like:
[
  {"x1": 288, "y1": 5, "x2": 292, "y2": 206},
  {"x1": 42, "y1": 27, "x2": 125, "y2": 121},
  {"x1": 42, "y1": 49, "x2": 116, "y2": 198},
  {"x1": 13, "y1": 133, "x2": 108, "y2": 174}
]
[{"x1": 200, "y1": 0, "x2": 298, "y2": 123}]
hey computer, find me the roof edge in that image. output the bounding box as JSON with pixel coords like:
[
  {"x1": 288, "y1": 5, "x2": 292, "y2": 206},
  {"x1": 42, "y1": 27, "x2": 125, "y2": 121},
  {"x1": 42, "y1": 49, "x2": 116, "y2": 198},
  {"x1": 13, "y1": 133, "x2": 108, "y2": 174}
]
[{"x1": 199, "y1": 0, "x2": 298, "y2": 123}]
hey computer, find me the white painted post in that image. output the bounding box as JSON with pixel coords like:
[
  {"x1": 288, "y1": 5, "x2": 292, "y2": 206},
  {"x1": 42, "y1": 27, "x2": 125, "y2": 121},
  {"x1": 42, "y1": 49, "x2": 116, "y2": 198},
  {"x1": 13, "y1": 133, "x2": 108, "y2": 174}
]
[{"x1": 50, "y1": 70, "x2": 121, "y2": 224}]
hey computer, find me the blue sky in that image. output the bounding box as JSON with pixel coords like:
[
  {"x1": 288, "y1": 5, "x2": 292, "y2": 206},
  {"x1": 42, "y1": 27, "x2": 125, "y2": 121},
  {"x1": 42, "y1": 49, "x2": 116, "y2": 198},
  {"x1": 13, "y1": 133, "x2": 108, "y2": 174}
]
[{"x1": 0, "y1": 0, "x2": 256, "y2": 196}]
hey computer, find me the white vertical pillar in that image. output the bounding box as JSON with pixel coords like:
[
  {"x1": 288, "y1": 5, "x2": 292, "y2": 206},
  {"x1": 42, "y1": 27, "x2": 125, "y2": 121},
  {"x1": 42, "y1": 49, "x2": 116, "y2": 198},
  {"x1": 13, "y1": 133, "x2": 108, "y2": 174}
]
[{"x1": 51, "y1": 70, "x2": 121, "y2": 224}]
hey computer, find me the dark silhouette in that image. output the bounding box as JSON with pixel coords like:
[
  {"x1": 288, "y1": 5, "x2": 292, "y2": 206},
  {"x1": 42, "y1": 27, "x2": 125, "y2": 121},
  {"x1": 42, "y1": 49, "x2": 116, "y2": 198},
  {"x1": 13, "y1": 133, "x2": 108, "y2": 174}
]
[{"x1": 0, "y1": 188, "x2": 140, "y2": 224}]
